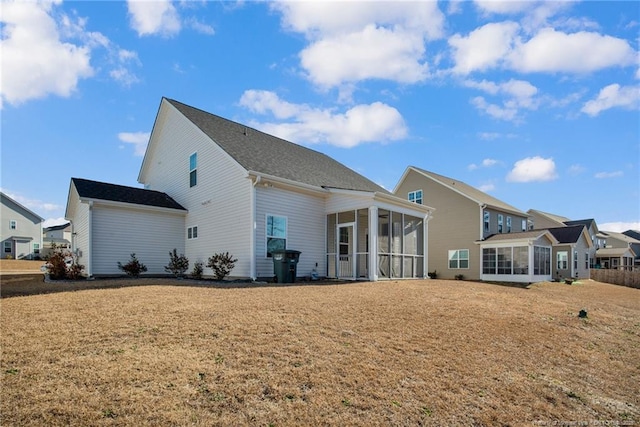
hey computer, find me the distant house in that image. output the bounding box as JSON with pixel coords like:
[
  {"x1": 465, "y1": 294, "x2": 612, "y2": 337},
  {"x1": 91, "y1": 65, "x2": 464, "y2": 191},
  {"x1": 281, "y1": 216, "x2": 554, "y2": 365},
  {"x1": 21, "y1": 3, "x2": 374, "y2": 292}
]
[
  {"x1": 1, "y1": 192, "x2": 44, "y2": 260},
  {"x1": 622, "y1": 230, "x2": 640, "y2": 269},
  {"x1": 66, "y1": 98, "x2": 433, "y2": 280},
  {"x1": 394, "y1": 166, "x2": 530, "y2": 281},
  {"x1": 547, "y1": 225, "x2": 593, "y2": 280},
  {"x1": 42, "y1": 222, "x2": 72, "y2": 257},
  {"x1": 595, "y1": 230, "x2": 640, "y2": 271},
  {"x1": 526, "y1": 209, "x2": 570, "y2": 230}
]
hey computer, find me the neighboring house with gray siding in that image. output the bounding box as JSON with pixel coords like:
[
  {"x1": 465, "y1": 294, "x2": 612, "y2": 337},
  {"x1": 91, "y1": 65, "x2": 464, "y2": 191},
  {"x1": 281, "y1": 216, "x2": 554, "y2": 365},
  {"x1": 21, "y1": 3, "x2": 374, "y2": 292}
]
[
  {"x1": 595, "y1": 230, "x2": 640, "y2": 271},
  {"x1": 67, "y1": 98, "x2": 433, "y2": 280},
  {"x1": 547, "y1": 225, "x2": 593, "y2": 280},
  {"x1": 1, "y1": 192, "x2": 44, "y2": 259},
  {"x1": 42, "y1": 222, "x2": 72, "y2": 258},
  {"x1": 393, "y1": 166, "x2": 529, "y2": 281}
]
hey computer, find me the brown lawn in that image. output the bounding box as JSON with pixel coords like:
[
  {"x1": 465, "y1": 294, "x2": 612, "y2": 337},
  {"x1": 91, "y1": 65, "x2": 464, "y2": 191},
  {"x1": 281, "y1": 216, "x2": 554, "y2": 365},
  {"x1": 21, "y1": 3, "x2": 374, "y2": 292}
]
[{"x1": 1, "y1": 277, "x2": 638, "y2": 426}]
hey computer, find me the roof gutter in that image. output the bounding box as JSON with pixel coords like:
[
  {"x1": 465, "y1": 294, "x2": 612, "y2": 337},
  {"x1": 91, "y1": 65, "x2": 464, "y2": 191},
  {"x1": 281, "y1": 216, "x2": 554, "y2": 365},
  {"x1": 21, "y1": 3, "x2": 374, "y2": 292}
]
[{"x1": 246, "y1": 171, "x2": 329, "y2": 195}]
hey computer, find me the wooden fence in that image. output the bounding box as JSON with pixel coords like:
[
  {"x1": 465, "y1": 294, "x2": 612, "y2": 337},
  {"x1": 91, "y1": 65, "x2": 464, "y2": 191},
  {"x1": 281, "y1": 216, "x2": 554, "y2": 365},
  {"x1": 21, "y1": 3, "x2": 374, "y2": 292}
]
[{"x1": 590, "y1": 269, "x2": 640, "y2": 289}]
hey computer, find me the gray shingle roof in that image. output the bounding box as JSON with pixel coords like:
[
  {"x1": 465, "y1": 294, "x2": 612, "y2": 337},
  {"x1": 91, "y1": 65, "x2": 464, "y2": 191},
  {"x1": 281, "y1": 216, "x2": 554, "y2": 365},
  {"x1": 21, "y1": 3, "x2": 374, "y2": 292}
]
[
  {"x1": 547, "y1": 225, "x2": 586, "y2": 244},
  {"x1": 72, "y1": 178, "x2": 186, "y2": 210},
  {"x1": 166, "y1": 98, "x2": 389, "y2": 194},
  {"x1": 481, "y1": 230, "x2": 551, "y2": 243},
  {"x1": 410, "y1": 167, "x2": 526, "y2": 215}
]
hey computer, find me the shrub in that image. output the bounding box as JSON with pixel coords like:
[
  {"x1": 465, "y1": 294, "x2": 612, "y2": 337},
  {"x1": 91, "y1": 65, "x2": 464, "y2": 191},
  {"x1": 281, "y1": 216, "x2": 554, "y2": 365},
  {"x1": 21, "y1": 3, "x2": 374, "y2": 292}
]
[
  {"x1": 117, "y1": 253, "x2": 148, "y2": 278},
  {"x1": 165, "y1": 248, "x2": 189, "y2": 277},
  {"x1": 455, "y1": 274, "x2": 465, "y2": 281},
  {"x1": 206, "y1": 252, "x2": 237, "y2": 280},
  {"x1": 427, "y1": 270, "x2": 437, "y2": 279},
  {"x1": 191, "y1": 261, "x2": 204, "y2": 280},
  {"x1": 46, "y1": 243, "x2": 84, "y2": 280}
]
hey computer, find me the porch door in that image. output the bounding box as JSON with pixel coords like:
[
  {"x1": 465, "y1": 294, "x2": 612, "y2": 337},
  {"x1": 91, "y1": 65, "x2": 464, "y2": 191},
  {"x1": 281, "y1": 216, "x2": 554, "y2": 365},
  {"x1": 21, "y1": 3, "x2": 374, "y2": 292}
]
[{"x1": 337, "y1": 223, "x2": 355, "y2": 279}]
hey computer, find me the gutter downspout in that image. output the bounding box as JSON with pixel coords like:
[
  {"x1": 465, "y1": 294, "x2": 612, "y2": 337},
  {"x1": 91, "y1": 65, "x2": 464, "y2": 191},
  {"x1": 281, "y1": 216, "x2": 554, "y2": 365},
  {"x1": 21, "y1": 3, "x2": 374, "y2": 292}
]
[
  {"x1": 424, "y1": 210, "x2": 433, "y2": 279},
  {"x1": 249, "y1": 175, "x2": 261, "y2": 281},
  {"x1": 87, "y1": 201, "x2": 93, "y2": 278},
  {"x1": 479, "y1": 203, "x2": 487, "y2": 280}
]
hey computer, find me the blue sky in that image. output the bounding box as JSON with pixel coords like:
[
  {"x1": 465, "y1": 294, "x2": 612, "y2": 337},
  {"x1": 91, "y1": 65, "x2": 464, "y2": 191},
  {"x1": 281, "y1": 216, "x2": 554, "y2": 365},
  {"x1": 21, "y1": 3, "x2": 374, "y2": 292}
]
[{"x1": 1, "y1": 0, "x2": 639, "y2": 231}]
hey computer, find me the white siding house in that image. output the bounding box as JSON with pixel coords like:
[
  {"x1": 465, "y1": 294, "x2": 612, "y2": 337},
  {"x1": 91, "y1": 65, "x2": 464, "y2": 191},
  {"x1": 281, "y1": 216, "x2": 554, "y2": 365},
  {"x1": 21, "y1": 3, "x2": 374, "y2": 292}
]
[
  {"x1": 1, "y1": 192, "x2": 44, "y2": 260},
  {"x1": 67, "y1": 98, "x2": 434, "y2": 280}
]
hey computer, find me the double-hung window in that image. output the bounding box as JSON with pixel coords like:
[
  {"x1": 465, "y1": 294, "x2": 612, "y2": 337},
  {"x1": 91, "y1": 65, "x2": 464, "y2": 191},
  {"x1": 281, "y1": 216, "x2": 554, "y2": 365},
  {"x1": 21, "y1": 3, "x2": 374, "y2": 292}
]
[
  {"x1": 557, "y1": 251, "x2": 568, "y2": 270},
  {"x1": 506, "y1": 216, "x2": 512, "y2": 233},
  {"x1": 448, "y1": 249, "x2": 469, "y2": 269},
  {"x1": 484, "y1": 211, "x2": 490, "y2": 233},
  {"x1": 497, "y1": 214, "x2": 503, "y2": 233},
  {"x1": 189, "y1": 152, "x2": 197, "y2": 187},
  {"x1": 408, "y1": 190, "x2": 423, "y2": 205},
  {"x1": 9, "y1": 220, "x2": 16, "y2": 230},
  {"x1": 266, "y1": 215, "x2": 287, "y2": 257},
  {"x1": 4, "y1": 241, "x2": 12, "y2": 253},
  {"x1": 187, "y1": 226, "x2": 198, "y2": 240}
]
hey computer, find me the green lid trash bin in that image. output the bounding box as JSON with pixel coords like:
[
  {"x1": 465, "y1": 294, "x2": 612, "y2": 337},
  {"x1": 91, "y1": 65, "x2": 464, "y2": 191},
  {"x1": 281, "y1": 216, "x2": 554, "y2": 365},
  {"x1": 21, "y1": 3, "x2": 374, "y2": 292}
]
[{"x1": 272, "y1": 249, "x2": 301, "y2": 283}]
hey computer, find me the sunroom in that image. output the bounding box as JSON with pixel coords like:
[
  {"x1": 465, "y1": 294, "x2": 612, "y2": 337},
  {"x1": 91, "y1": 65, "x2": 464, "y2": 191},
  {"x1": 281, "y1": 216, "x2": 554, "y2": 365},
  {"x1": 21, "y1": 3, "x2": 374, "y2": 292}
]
[
  {"x1": 477, "y1": 230, "x2": 558, "y2": 283},
  {"x1": 324, "y1": 189, "x2": 433, "y2": 281}
]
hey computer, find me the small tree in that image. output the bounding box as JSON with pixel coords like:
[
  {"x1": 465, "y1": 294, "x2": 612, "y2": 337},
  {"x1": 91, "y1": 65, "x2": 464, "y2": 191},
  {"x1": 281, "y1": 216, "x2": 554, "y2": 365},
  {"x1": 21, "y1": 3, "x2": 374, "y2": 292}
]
[
  {"x1": 206, "y1": 252, "x2": 237, "y2": 280},
  {"x1": 117, "y1": 253, "x2": 148, "y2": 278},
  {"x1": 164, "y1": 248, "x2": 189, "y2": 277},
  {"x1": 191, "y1": 261, "x2": 204, "y2": 280},
  {"x1": 46, "y1": 243, "x2": 84, "y2": 280}
]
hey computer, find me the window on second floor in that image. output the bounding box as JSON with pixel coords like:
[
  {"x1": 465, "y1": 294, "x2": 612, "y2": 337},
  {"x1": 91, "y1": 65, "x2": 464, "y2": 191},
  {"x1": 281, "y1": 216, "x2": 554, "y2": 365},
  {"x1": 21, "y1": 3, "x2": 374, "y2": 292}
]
[
  {"x1": 408, "y1": 190, "x2": 423, "y2": 205},
  {"x1": 9, "y1": 220, "x2": 17, "y2": 230},
  {"x1": 521, "y1": 219, "x2": 527, "y2": 232},
  {"x1": 189, "y1": 152, "x2": 197, "y2": 188},
  {"x1": 506, "y1": 216, "x2": 512, "y2": 233},
  {"x1": 484, "y1": 211, "x2": 490, "y2": 233},
  {"x1": 498, "y1": 214, "x2": 503, "y2": 233}
]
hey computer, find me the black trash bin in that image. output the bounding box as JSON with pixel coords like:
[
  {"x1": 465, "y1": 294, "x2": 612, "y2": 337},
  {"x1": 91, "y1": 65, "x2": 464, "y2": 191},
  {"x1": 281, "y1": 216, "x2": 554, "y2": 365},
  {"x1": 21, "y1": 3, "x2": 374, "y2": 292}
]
[{"x1": 272, "y1": 249, "x2": 301, "y2": 283}]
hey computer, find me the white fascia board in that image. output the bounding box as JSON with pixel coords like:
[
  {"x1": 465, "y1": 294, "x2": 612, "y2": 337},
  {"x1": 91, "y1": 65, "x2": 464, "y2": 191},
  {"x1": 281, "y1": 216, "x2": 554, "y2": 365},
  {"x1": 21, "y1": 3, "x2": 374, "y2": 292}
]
[
  {"x1": 78, "y1": 198, "x2": 188, "y2": 215},
  {"x1": 247, "y1": 171, "x2": 329, "y2": 195},
  {"x1": 373, "y1": 191, "x2": 435, "y2": 215}
]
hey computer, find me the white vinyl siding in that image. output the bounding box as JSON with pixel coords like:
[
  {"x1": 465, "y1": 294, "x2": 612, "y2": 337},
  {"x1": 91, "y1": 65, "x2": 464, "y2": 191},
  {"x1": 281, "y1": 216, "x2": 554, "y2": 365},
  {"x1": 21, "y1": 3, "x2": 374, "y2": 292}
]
[
  {"x1": 139, "y1": 102, "x2": 253, "y2": 278},
  {"x1": 92, "y1": 205, "x2": 185, "y2": 275},
  {"x1": 255, "y1": 186, "x2": 326, "y2": 279},
  {"x1": 67, "y1": 192, "x2": 90, "y2": 271}
]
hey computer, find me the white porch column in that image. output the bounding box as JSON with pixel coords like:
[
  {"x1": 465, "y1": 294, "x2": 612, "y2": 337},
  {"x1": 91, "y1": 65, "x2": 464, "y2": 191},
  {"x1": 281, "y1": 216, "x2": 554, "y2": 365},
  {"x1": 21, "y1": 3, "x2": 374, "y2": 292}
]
[
  {"x1": 368, "y1": 206, "x2": 378, "y2": 281},
  {"x1": 423, "y1": 212, "x2": 430, "y2": 279}
]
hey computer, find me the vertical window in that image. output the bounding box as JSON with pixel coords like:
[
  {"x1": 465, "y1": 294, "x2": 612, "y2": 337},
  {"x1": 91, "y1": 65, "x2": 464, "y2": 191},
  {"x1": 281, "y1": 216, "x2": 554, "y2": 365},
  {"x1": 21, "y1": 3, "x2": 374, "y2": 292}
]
[
  {"x1": 585, "y1": 253, "x2": 589, "y2": 269},
  {"x1": 187, "y1": 226, "x2": 198, "y2": 240},
  {"x1": 574, "y1": 250, "x2": 578, "y2": 270},
  {"x1": 513, "y1": 247, "x2": 528, "y2": 274},
  {"x1": 266, "y1": 215, "x2": 287, "y2": 257},
  {"x1": 408, "y1": 190, "x2": 423, "y2": 205},
  {"x1": 9, "y1": 220, "x2": 16, "y2": 230},
  {"x1": 521, "y1": 219, "x2": 527, "y2": 232},
  {"x1": 557, "y1": 251, "x2": 568, "y2": 270},
  {"x1": 4, "y1": 241, "x2": 12, "y2": 253},
  {"x1": 534, "y1": 246, "x2": 551, "y2": 275},
  {"x1": 33, "y1": 243, "x2": 40, "y2": 255},
  {"x1": 484, "y1": 211, "x2": 490, "y2": 233},
  {"x1": 483, "y1": 248, "x2": 496, "y2": 274},
  {"x1": 189, "y1": 152, "x2": 197, "y2": 187},
  {"x1": 448, "y1": 249, "x2": 469, "y2": 269},
  {"x1": 497, "y1": 247, "x2": 512, "y2": 274},
  {"x1": 506, "y1": 216, "x2": 512, "y2": 233},
  {"x1": 497, "y1": 214, "x2": 503, "y2": 233}
]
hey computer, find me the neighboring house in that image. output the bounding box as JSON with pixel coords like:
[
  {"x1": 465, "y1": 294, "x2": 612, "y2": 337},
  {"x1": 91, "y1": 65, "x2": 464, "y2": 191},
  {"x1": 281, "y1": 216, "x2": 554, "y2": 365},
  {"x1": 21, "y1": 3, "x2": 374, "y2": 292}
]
[
  {"x1": 394, "y1": 167, "x2": 530, "y2": 281},
  {"x1": 622, "y1": 230, "x2": 640, "y2": 269},
  {"x1": 526, "y1": 209, "x2": 570, "y2": 230},
  {"x1": 595, "y1": 230, "x2": 640, "y2": 271},
  {"x1": 547, "y1": 225, "x2": 593, "y2": 280},
  {"x1": 42, "y1": 222, "x2": 72, "y2": 257},
  {"x1": 1, "y1": 192, "x2": 44, "y2": 260},
  {"x1": 66, "y1": 98, "x2": 433, "y2": 280}
]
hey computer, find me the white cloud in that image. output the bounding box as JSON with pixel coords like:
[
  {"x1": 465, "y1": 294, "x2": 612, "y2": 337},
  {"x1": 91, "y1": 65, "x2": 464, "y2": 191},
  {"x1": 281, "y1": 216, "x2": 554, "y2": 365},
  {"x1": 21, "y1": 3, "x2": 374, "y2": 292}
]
[
  {"x1": 186, "y1": 17, "x2": 215, "y2": 35},
  {"x1": 594, "y1": 171, "x2": 624, "y2": 179},
  {"x1": 507, "y1": 156, "x2": 558, "y2": 182},
  {"x1": 0, "y1": 1, "x2": 94, "y2": 106},
  {"x1": 469, "y1": 158, "x2": 500, "y2": 171},
  {"x1": 466, "y1": 78, "x2": 539, "y2": 121},
  {"x1": 508, "y1": 28, "x2": 636, "y2": 73},
  {"x1": 471, "y1": 96, "x2": 518, "y2": 121},
  {"x1": 449, "y1": 21, "x2": 520, "y2": 74},
  {"x1": 0, "y1": 189, "x2": 62, "y2": 216},
  {"x1": 581, "y1": 84, "x2": 640, "y2": 116},
  {"x1": 238, "y1": 90, "x2": 407, "y2": 148},
  {"x1": 43, "y1": 217, "x2": 70, "y2": 228},
  {"x1": 477, "y1": 183, "x2": 496, "y2": 192},
  {"x1": 127, "y1": 0, "x2": 181, "y2": 37},
  {"x1": 272, "y1": 2, "x2": 444, "y2": 89},
  {"x1": 599, "y1": 222, "x2": 640, "y2": 233},
  {"x1": 568, "y1": 164, "x2": 585, "y2": 176},
  {"x1": 118, "y1": 132, "x2": 150, "y2": 156},
  {"x1": 473, "y1": 0, "x2": 534, "y2": 15}
]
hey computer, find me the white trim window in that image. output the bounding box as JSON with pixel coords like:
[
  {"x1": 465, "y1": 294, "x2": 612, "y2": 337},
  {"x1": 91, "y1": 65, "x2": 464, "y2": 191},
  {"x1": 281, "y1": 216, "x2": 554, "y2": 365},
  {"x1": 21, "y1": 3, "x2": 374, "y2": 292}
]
[
  {"x1": 189, "y1": 152, "x2": 197, "y2": 188},
  {"x1": 448, "y1": 249, "x2": 469, "y2": 269},
  {"x1": 521, "y1": 219, "x2": 527, "y2": 232},
  {"x1": 497, "y1": 214, "x2": 503, "y2": 233},
  {"x1": 33, "y1": 243, "x2": 40, "y2": 255},
  {"x1": 484, "y1": 211, "x2": 490, "y2": 233},
  {"x1": 187, "y1": 226, "x2": 198, "y2": 240},
  {"x1": 4, "y1": 241, "x2": 12, "y2": 253},
  {"x1": 9, "y1": 220, "x2": 16, "y2": 230},
  {"x1": 506, "y1": 216, "x2": 512, "y2": 233},
  {"x1": 557, "y1": 251, "x2": 568, "y2": 270},
  {"x1": 408, "y1": 190, "x2": 423, "y2": 205},
  {"x1": 266, "y1": 214, "x2": 287, "y2": 257},
  {"x1": 585, "y1": 253, "x2": 589, "y2": 269},
  {"x1": 574, "y1": 250, "x2": 578, "y2": 270}
]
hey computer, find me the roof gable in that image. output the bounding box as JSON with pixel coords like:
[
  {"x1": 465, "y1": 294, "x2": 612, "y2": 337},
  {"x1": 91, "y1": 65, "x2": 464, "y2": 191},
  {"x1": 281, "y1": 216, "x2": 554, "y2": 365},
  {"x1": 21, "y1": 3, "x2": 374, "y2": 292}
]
[
  {"x1": 406, "y1": 166, "x2": 526, "y2": 215},
  {"x1": 479, "y1": 230, "x2": 558, "y2": 245},
  {"x1": 164, "y1": 98, "x2": 389, "y2": 194},
  {"x1": 547, "y1": 225, "x2": 592, "y2": 245},
  {"x1": 1, "y1": 192, "x2": 44, "y2": 222},
  {"x1": 71, "y1": 178, "x2": 186, "y2": 211}
]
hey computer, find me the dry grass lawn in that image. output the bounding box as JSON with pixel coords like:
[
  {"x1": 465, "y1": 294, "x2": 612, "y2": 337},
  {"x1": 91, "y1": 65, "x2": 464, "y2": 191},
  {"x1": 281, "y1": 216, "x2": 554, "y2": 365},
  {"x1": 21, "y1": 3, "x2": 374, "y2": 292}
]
[{"x1": 1, "y1": 277, "x2": 638, "y2": 426}]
